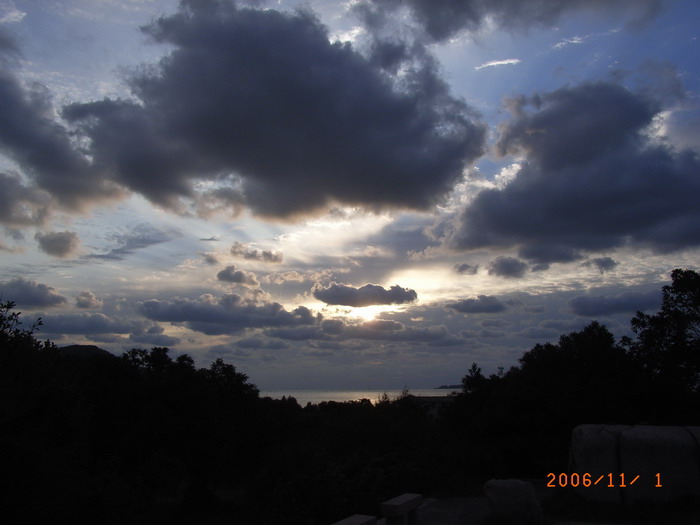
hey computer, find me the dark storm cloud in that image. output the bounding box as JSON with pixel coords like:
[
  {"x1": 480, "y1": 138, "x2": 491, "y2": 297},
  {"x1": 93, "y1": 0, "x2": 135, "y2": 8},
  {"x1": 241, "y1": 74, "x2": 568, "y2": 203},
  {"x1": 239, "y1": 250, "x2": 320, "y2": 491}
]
[
  {"x1": 216, "y1": 265, "x2": 260, "y2": 287},
  {"x1": 138, "y1": 293, "x2": 317, "y2": 335},
  {"x1": 447, "y1": 295, "x2": 507, "y2": 314},
  {"x1": 451, "y1": 81, "x2": 700, "y2": 255},
  {"x1": 62, "y1": 0, "x2": 485, "y2": 218},
  {"x1": 488, "y1": 256, "x2": 528, "y2": 278},
  {"x1": 354, "y1": 0, "x2": 662, "y2": 43},
  {"x1": 35, "y1": 231, "x2": 80, "y2": 258},
  {"x1": 0, "y1": 277, "x2": 66, "y2": 307},
  {"x1": 0, "y1": 57, "x2": 118, "y2": 210},
  {"x1": 313, "y1": 283, "x2": 417, "y2": 307},
  {"x1": 569, "y1": 290, "x2": 660, "y2": 316},
  {"x1": 230, "y1": 242, "x2": 283, "y2": 263}
]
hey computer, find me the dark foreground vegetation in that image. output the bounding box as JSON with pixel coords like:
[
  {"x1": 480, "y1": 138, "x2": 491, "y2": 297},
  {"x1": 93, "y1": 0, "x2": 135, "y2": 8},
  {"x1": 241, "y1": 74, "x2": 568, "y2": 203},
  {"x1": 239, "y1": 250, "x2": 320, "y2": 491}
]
[{"x1": 1, "y1": 269, "x2": 699, "y2": 524}]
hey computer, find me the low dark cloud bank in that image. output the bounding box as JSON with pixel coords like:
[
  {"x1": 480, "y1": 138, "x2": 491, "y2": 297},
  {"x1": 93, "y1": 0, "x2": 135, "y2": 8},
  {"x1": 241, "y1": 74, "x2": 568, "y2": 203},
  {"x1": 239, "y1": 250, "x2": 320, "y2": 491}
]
[
  {"x1": 0, "y1": 277, "x2": 66, "y2": 308},
  {"x1": 447, "y1": 295, "x2": 507, "y2": 314},
  {"x1": 139, "y1": 293, "x2": 317, "y2": 335},
  {"x1": 569, "y1": 289, "x2": 660, "y2": 316},
  {"x1": 313, "y1": 283, "x2": 417, "y2": 307},
  {"x1": 451, "y1": 80, "x2": 700, "y2": 258}
]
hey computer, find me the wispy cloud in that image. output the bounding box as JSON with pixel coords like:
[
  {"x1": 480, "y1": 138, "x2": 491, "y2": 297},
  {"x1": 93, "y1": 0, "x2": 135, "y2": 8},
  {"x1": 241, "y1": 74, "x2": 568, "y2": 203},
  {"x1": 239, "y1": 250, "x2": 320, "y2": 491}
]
[
  {"x1": 0, "y1": 2, "x2": 25, "y2": 24},
  {"x1": 553, "y1": 28, "x2": 620, "y2": 49},
  {"x1": 475, "y1": 58, "x2": 521, "y2": 70}
]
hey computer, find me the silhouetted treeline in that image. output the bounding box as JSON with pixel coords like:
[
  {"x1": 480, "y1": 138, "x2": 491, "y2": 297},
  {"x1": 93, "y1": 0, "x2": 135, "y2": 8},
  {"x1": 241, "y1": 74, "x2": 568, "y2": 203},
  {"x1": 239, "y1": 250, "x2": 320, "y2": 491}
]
[
  {"x1": 0, "y1": 303, "x2": 459, "y2": 524},
  {"x1": 446, "y1": 268, "x2": 700, "y2": 477},
  {"x1": 0, "y1": 269, "x2": 698, "y2": 523}
]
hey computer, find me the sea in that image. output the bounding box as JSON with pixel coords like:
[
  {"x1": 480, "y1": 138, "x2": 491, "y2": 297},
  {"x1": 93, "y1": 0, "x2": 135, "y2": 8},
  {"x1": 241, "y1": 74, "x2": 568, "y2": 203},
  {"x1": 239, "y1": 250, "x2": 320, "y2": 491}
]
[{"x1": 259, "y1": 388, "x2": 459, "y2": 406}]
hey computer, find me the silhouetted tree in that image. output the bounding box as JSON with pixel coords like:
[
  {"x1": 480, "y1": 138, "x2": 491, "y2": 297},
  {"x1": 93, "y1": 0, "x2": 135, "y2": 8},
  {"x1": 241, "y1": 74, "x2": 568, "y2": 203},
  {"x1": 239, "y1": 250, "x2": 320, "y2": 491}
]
[
  {"x1": 622, "y1": 268, "x2": 700, "y2": 421},
  {"x1": 624, "y1": 269, "x2": 700, "y2": 390},
  {"x1": 462, "y1": 362, "x2": 486, "y2": 394},
  {"x1": 0, "y1": 301, "x2": 55, "y2": 352}
]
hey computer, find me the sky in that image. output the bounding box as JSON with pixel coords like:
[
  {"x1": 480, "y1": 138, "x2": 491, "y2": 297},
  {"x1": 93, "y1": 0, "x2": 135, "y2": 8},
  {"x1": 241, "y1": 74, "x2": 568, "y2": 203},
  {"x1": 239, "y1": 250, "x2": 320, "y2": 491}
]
[{"x1": 0, "y1": 0, "x2": 699, "y2": 389}]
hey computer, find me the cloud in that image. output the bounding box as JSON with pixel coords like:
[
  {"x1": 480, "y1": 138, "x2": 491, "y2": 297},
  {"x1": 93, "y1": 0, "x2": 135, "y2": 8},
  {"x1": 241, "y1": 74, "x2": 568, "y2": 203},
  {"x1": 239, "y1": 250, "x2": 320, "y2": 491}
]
[
  {"x1": 129, "y1": 325, "x2": 181, "y2": 347},
  {"x1": 40, "y1": 312, "x2": 147, "y2": 335},
  {"x1": 354, "y1": 0, "x2": 663, "y2": 43},
  {"x1": 569, "y1": 290, "x2": 660, "y2": 316},
  {"x1": 488, "y1": 256, "x2": 528, "y2": 278},
  {"x1": 75, "y1": 290, "x2": 103, "y2": 309},
  {"x1": 266, "y1": 319, "x2": 450, "y2": 344},
  {"x1": 0, "y1": 26, "x2": 17, "y2": 54},
  {"x1": 342, "y1": 322, "x2": 448, "y2": 343},
  {"x1": 230, "y1": 241, "x2": 283, "y2": 263},
  {"x1": 235, "y1": 336, "x2": 290, "y2": 350},
  {"x1": 454, "y1": 262, "x2": 478, "y2": 275},
  {"x1": 202, "y1": 252, "x2": 220, "y2": 265},
  {"x1": 138, "y1": 293, "x2": 317, "y2": 335},
  {"x1": 475, "y1": 59, "x2": 521, "y2": 70},
  {"x1": 35, "y1": 230, "x2": 80, "y2": 258},
  {"x1": 0, "y1": 172, "x2": 51, "y2": 227},
  {"x1": 451, "y1": 81, "x2": 700, "y2": 255},
  {"x1": 90, "y1": 224, "x2": 181, "y2": 260},
  {"x1": 216, "y1": 265, "x2": 260, "y2": 287},
  {"x1": 583, "y1": 257, "x2": 619, "y2": 274},
  {"x1": 61, "y1": 1, "x2": 485, "y2": 219},
  {"x1": 0, "y1": 54, "x2": 120, "y2": 211},
  {"x1": 0, "y1": 2, "x2": 26, "y2": 24},
  {"x1": 447, "y1": 295, "x2": 507, "y2": 314},
  {"x1": 518, "y1": 245, "x2": 584, "y2": 271},
  {"x1": 552, "y1": 29, "x2": 620, "y2": 50},
  {"x1": 0, "y1": 277, "x2": 66, "y2": 307},
  {"x1": 553, "y1": 35, "x2": 585, "y2": 49},
  {"x1": 313, "y1": 282, "x2": 417, "y2": 307}
]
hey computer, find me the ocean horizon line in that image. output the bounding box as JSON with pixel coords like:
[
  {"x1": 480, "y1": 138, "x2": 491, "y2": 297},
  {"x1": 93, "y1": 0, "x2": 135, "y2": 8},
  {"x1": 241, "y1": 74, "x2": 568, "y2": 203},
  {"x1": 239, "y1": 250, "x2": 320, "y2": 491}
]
[{"x1": 259, "y1": 387, "x2": 460, "y2": 406}]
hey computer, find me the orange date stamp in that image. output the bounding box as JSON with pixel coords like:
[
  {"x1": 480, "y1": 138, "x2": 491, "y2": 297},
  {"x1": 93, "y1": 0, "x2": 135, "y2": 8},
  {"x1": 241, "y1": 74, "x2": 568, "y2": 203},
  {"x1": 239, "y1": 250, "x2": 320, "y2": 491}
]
[{"x1": 546, "y1": 473, "x2": 664, "y2": 488}]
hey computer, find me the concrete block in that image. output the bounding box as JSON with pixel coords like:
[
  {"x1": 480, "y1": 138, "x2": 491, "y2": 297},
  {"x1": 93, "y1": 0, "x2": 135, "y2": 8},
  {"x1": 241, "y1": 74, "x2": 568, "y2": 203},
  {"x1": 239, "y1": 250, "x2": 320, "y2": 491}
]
[{"x1": 484, "y1": 479, "x2": 542, "y2": 524}]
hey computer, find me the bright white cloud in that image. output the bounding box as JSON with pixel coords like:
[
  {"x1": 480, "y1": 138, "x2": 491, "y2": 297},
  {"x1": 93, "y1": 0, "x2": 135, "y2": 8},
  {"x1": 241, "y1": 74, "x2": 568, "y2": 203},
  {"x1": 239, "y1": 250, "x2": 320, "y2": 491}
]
[{"x1": 475, "y1": 58, "x2": 521, "y2": 70}]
